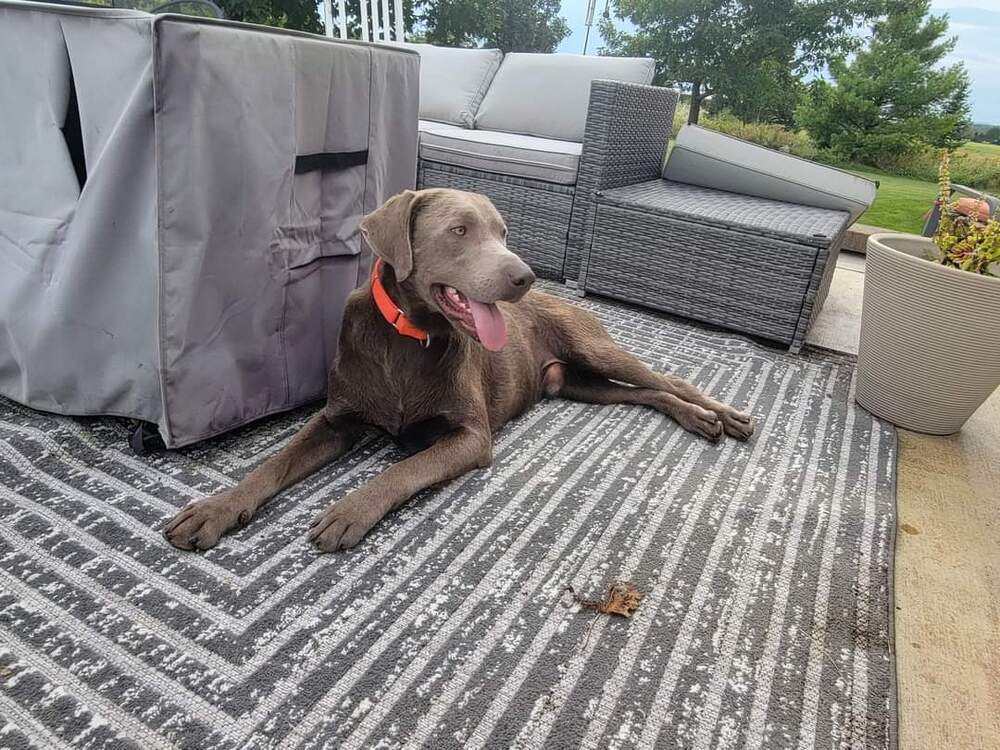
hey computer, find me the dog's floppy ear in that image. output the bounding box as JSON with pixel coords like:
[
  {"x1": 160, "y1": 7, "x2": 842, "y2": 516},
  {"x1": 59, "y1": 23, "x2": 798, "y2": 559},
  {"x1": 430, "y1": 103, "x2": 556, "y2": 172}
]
[{"x1": 359, "y1": 190, "x2": 421, "y2": 281}]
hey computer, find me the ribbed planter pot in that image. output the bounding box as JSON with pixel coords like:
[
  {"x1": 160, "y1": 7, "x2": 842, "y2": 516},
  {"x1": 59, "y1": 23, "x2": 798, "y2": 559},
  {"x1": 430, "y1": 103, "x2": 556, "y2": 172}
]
[{"x1": 857, "y1": 233, "x2": 1000, "y2": 434}]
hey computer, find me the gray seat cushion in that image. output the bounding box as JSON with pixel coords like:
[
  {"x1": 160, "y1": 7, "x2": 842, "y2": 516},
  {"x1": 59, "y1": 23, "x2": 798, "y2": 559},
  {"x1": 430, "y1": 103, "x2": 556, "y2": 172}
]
[
  {"x1": 419, "y1": 126, "x2": 582, "y2": 185},
  {"x1": 474, "y1": 53, "x2": 655, "y2": 142},
  {"x1": 665, "y1": 125, "x2": 877, "y2": 225},
  {"x1": 394, "y1": 42, "x2": 502, "y2": 127},
  {"x1": 601, "y1": 179, "x2": 850, "y2": 247},
  {"x1": 418, "y1": 119, "x2": 465, "y2": 134}
]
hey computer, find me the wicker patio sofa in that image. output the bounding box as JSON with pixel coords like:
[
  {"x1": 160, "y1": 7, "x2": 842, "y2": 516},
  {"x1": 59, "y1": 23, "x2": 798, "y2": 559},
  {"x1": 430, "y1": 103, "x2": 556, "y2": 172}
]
[
  {"x1": 399, "y1": 43, "x2": 875, "y2": 351},
  {"x1": 399, "y1": 44, "x2": 678, "y2": 280},
  {"x1": 577, "y1": 126, "x2": 878, "y2": 352}
]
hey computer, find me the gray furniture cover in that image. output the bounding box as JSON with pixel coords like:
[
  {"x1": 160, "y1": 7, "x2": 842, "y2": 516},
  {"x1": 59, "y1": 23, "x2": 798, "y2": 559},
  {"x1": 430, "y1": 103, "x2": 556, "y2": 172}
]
[{"x1": 0, "y1": 0, "x2": 419, "y2": 447}]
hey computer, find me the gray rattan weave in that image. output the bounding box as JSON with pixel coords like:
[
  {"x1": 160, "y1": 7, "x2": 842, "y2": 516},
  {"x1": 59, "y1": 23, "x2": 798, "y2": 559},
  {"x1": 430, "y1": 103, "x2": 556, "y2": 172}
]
[
  {"x1": 566, "y1": 81, "x2": 679, "y2": 280},
  {"x1": 580, "y1": 180, "x2": 852, "y2": 352},
  {"x1": 417, "y1": 163, "x2": 575, "y2": 279},
  {"x1": 600, "y1": 181, "x2": 848, "y2": 246},
  {"x1": 418, "y1": 80, "x2": 678, "y2": 281},
  {"x1": 415, "y1": 75, "x2": 846, "y2": 351}
]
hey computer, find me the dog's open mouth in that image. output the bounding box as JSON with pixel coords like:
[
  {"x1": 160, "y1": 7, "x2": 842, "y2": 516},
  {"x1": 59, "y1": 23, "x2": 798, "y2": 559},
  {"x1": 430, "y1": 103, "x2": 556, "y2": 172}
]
[{"x1": 432, "y1": 285, "x2": 507, "y2": 351}]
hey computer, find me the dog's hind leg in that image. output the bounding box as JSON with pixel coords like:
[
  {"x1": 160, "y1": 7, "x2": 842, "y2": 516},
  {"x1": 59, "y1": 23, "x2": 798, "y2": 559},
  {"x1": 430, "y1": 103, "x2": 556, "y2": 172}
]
[
  {"x1": 164, "y1": 412, "x2": 363, "y2": 550},
  {"x1": 558, "y1": 311, "x2": 754, "y2": 440},
  {"x1": 554, "y1": 368, "x2": 725, "y2": 441}
]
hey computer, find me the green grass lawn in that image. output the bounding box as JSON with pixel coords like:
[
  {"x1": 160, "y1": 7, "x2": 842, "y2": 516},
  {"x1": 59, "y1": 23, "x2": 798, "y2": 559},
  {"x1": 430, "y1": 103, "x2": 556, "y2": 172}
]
[
  {"x1": 960, "y1": 141, "x2": 1000, "y2": 156},
  {"x1": 850, "y1": 168, "x2": 938, "y2": 234},
  {"x1": 849, "y1": 142, "x2": 1000, "y2": 233}
]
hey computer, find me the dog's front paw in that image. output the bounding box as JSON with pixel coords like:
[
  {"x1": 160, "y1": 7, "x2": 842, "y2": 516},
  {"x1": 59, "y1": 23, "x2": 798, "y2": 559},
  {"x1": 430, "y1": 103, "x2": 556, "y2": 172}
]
[
  {"x1": 308, "y1": 496, "x2": 378, "y2": 552},
  {"x1": 674, "y1": 403, "x2": 724, "y2": 442},
  {"x1": 717, "y1": 406, "x2": 755, "y2": 441},
  {"x1": 163, "y1": 494, "x2": 244, "y2": 551}
]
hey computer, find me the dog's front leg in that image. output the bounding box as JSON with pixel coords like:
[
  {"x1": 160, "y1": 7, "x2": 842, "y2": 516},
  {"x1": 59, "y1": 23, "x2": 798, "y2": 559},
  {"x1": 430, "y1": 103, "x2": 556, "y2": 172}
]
[
  {"x1": 164, "y1": 412, "x2": 362, "y2": 550},
  {"x1": 309, "y1": 425, "x2": 492, "y2": 552}
]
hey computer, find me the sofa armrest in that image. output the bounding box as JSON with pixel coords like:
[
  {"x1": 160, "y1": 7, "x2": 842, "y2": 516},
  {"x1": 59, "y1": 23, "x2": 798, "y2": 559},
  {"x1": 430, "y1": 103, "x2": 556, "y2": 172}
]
[{"x1": 565, "y1": 80, "x2": 678, "y2": 280}]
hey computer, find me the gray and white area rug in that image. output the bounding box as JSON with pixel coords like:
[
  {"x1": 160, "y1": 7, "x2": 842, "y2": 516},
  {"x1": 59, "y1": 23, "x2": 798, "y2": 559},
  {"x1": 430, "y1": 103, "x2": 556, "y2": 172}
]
[{"x1": 0, "y1": 290, "x2": 897, "y2": 749}]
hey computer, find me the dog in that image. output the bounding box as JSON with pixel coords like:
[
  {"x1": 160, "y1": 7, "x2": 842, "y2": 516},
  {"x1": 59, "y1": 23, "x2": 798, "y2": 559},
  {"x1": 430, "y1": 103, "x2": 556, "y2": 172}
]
[{"x1": 164, "y1": 189, "x2": 754, "y2": 552}]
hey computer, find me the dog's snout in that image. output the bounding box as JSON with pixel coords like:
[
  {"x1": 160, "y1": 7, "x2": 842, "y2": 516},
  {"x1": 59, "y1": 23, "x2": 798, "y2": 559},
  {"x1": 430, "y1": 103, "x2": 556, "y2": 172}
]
[
  {"x1": 509, "y1": 265, "x2": 536, "y2": 289},
  {"x1": 485, "y1": 250, "x2": 535, "y2": 302}
]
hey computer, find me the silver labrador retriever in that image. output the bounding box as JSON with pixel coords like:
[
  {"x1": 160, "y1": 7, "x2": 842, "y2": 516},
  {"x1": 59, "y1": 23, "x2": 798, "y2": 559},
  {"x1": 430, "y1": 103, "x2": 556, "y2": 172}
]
[{"x1": 164, "y1": 188, "x2": 754, "y2": 552}]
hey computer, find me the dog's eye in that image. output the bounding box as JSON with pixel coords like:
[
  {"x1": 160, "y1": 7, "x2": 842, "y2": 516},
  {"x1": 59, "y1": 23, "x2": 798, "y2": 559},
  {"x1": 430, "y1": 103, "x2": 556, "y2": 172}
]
[{"x1": 451, "y1": 226, "x2": 466, "y2": 236}]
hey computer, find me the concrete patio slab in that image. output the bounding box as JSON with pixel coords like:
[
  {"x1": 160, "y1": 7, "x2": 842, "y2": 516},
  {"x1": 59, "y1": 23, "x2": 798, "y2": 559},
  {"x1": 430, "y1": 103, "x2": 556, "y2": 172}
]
[{"x1": 809, "y1": 249, "x2": 1000, "y2": 750}]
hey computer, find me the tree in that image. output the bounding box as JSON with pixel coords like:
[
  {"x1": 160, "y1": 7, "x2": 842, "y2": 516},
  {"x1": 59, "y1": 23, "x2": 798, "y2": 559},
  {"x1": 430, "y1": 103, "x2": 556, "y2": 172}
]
[
  {"x1": 983, "y1": 127, "x2": 1000, "y2": 145},
  {"x1": 797, "y1": 0, "x2": 970, "y2": 164},
  {"x1": 600, "y1": 0, "x2": 880, "y2": 125},
  {"x1": 215, "y1": 0, "x2": 323, "y2": 32},
  {"x1": 707, "y1": 59, "x2": 805, "y2": 125},
  {"x1": 487, "y1": 0, "x2": 569, "y2": 52},
  {"x1": 416, "y1": 0, "x2": 569, "y2": 52},
  {"x1": 968, "y1": 123, "x2": 1000, "y2": 145},
  {"x1": 214, "y1": 0, "x2": 416, "y2": 39}
]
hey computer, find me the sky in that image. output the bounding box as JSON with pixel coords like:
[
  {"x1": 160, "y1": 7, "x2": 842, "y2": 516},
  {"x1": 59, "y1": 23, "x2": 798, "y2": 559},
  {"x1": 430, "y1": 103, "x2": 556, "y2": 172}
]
[{"x1": 555, "y1": 0, "x2": 1000, "y2": 125}]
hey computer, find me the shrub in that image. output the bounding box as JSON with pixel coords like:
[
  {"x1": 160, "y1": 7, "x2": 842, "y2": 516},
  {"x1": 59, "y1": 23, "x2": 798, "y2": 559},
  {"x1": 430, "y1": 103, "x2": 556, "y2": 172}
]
[
  {"x1": 699, "y1": 112, "x2": 813, "y2": 152},
  {"x1": 671, "y1": 100, "x2": 690, "y2": 138},
  {"x1": 672, "y1": 102, "x2": 812, "y2": 153},
  {"x1": 867, "y1": 147, "x2": 1000, "y2": 192}
]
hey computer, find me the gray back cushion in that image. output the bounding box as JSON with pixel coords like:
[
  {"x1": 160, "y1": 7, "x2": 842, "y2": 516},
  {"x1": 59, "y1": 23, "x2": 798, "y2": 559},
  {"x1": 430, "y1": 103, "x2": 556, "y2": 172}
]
[
  {"x1": 398, "y1": 42, "x2": 502, "y2": 127},
  {"x1": 474, "y1": 53, "x2": 655, "y2": 142},
  {"x1": 664, "y1": 125, "x2": 877, "y2": 224}
]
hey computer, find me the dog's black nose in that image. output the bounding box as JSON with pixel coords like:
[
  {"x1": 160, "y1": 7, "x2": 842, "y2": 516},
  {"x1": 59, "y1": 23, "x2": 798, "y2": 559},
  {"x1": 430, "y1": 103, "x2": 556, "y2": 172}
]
[{"x1": 509, "y1": 266, "x2": 536, "y2": 288}]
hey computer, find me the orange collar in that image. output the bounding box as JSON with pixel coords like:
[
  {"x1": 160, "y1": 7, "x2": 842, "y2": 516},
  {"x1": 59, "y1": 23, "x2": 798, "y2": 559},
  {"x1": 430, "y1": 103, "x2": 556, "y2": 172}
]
[{"x1": 370, "y1": 258, "x2": 430, "y2": 346}]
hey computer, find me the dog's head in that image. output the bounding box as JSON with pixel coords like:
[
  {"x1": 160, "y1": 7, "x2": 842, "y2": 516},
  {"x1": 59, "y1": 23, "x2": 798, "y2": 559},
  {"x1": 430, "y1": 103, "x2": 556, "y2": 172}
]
[{"x1": 359, "y1": 188, "x2": 535, "y2": 351}]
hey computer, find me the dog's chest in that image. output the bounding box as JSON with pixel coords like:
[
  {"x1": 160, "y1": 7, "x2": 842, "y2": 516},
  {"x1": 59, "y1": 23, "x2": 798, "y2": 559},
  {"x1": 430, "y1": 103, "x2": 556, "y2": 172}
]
[{"x1": 344, "y1": 350, "x2": 454, "y2": 437}]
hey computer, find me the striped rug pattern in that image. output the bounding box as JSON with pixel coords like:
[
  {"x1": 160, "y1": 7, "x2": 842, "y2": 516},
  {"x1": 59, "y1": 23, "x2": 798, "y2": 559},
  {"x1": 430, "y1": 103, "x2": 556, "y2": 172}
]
[{"x1": 0, "y1": 289, "x2": 896, "y2": 749}]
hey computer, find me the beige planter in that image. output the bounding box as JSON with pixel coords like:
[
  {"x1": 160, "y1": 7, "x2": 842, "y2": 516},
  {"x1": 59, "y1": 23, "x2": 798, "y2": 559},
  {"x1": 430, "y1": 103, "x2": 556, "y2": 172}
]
[{"x1": 857, "y1": 233, "x2": 1000, "y2": 434}]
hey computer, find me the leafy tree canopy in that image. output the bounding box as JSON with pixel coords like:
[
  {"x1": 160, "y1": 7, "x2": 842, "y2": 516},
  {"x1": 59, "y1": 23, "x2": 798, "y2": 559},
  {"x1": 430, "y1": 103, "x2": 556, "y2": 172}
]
[
  {"x1": 971, "y1": 125, "x2": 1000, "y2": 145},
  {"x1": 600, "y1": 0, "x2": 881, "y2": 124},
  {"x1": 215, "y1": 0, "x2": 323, "y2": 33},
  {"x1": 797, "y1": 0, "x2": 970, "y2": 163},
  {"x1": 170, "y1": 0, "x2": 565, "y2": 54},
  {"x1": 416, "y1": 0, "x2": 569, "y2": 52}
]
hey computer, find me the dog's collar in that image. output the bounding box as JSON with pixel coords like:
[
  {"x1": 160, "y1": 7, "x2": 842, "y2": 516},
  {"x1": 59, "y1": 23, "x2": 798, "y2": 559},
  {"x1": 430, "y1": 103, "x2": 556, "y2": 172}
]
[{"x1": 370, "y1": 258, "x2": 430, "y2": 346}]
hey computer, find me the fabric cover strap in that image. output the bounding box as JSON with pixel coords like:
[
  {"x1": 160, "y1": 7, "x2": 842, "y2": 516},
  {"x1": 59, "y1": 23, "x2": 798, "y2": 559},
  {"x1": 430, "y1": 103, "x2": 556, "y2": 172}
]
[{"x1": 294, "y1": 149, "x2": 369, "y2": 174}]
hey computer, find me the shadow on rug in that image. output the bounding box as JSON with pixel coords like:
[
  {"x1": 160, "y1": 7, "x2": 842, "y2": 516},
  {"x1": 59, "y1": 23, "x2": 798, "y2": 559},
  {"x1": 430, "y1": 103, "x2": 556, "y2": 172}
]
[{"x1": 0, "y1": 289, "x2": 896, "y2": 749}]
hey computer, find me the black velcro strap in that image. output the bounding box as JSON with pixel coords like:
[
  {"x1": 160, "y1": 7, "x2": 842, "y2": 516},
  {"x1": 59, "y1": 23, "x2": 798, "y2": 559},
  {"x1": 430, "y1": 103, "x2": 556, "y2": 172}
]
[{"x1": 294, "y1": 150, "x2": 368, "y2": 175}]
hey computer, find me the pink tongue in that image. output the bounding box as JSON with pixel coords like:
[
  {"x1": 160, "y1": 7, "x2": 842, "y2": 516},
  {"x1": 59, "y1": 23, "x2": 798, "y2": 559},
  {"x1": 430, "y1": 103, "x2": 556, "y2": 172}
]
[{"x1": 468, "y1": 300, "x2": 507, "y2": 351}]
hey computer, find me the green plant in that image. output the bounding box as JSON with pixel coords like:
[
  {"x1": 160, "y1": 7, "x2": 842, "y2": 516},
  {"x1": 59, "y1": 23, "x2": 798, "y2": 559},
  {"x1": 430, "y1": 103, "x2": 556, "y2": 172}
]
[
  {"x1": 600, "y1": 0, "x2": 880, "y2": 125},
  {"x1": 933, "y1": 151, "x2": 1000, "y2": 277},
  {"x1": 417, "y1": 0, "x2": 568, "y2": 52},
  {"x1": 672, "y1": 104, "x2": 814, "y2": 152},
  {"x1": 698, "y1": 112, "x2": 813, "y2": 152},
  {"x1": 867, "y1": 146, "x2": 1000, "y2": 192},
  {"x1": 797, "y1": 0, "x2": 970, "y2": 164}
]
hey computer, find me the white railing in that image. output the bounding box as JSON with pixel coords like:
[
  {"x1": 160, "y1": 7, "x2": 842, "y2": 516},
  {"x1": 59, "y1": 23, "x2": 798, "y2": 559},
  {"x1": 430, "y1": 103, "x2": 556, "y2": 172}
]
[{"x1": 323, "y1": 0, "x2": 405, "y2": 42}]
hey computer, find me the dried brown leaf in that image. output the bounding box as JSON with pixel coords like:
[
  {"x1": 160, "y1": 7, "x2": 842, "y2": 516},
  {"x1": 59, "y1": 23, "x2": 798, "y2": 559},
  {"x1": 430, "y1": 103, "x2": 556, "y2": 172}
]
[{"x1": 567, "y1": 581, "x2": 644, "y2": 619}]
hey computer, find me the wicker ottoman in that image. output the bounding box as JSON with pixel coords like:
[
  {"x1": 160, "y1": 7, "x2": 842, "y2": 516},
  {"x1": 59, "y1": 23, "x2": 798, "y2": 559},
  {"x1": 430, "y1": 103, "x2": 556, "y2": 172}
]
[{"x1": 579, "y1": 180, "x2": 852, "y2": 352}]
